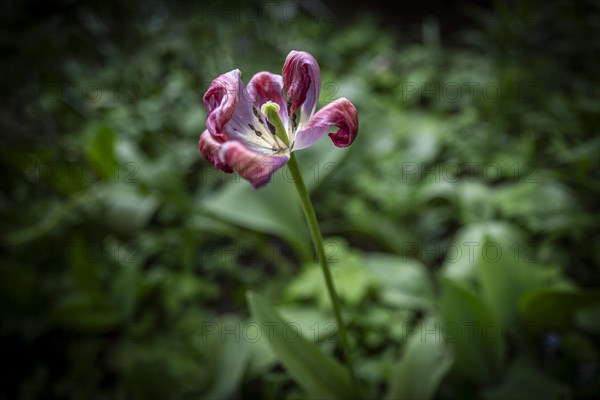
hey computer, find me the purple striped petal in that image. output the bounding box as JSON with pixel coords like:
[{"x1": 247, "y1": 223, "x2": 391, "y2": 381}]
[
  {"x1": 283, "y1": 51, "x2": 321, "y2": 118},
  {"x1": 198, "y1": 129, "x2": 233, "y2": 173},
  {"x1": 203, "y1": 69, "x2": 263, "y2": 146},
  {"x1": 220, "y1": 141, "x2": 289, "y2": 188},
  {"x1": 247, "y1": 72, "x2": 288, "y2": 126},
  {"x1": 203, "y1": 69, "x2": 242, "y2": 141},
  {"x1": 293, "y1": 98, "x2": 359, "y2": 150}
]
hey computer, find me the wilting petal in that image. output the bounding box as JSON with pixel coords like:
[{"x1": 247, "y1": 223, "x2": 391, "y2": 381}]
[
  {"x1": 198, "y1": 129, "x2": 233, "y2": 173},
  {"x1": 247, "y1": 72, "x2": 288, "y2": 126},
  {"x1": 203, "y1": 69, "x2": 243, "y2": 141},
  {"x1": 283, "y1": 51, "x2": 321, "y2": 119},
  {"x1": 203, "y1": 69, "x2": 274, "y2": 148},
  {"x1": 220, "y1": 141, "x2": 289, "y2": 188},
  {"x1": 293, "y1": 98, "x2": 358, "y2": 150}
]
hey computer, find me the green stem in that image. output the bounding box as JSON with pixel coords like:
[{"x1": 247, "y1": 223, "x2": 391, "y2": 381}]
[{"x1": 287, "y1": 152, "x2": 358, "y2": 393}]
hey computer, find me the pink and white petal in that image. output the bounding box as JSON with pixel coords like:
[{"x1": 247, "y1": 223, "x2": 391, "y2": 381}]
[
  {"x1": 293, "y1": 98, "x2": 359, "y2": 150},
  {"x1": 283, "y1": 50, "x2": 321, "y2": 118},
  {"x1": 203, "y1": 69, "x2": 242, "y2": 141},
  {"x1": 198, "y1": 129, "x2": 233, "y2": 173},
  {"x1": 203, "y1": 69, "x2": 261, "y2": 144},
  {"x1": 247, "y1": 72, "x2": 288, "y2": 126},
  {"x1": 220, "y1": 141, "x2": 289, "y2": 188}
]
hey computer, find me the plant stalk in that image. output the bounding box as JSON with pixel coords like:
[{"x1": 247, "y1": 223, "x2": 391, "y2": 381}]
[{"x1": 286, "y1": 152, "x2": 358, "y2": 393}]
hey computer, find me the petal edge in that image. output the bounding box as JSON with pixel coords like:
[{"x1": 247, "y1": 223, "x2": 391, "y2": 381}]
[
  {"x1": 293, "y1": 98, "x2": 358, "y2": 150},
  {"x1": 199, "y1": 129, "x2": 233, "y2": 173},
  {"x1": 283, "y1": 51, "x2": 321, "y2": 119},
  {"x1": 203, "y1": 69, "x2": 242, "y2": 141},
  {"x1": 220, "y1": 141, "x2": 289, "y2": 188}
]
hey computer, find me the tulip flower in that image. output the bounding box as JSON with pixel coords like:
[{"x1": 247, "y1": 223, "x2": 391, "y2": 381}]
[
  {"x1": 198, "y1": 51, "x2": 360, "y2": 393},
  {"x1": 199, "y1": 50, "x2": 358, "y2": 188}
]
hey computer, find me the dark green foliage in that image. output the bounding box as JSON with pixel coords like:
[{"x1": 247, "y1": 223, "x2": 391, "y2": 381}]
[{"x1": 1, "y1": 0, "x2": 598, "y2": 398}]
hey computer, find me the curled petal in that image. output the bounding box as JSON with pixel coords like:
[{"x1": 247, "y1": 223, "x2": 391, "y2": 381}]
[
  {"x1": 247, "y1": 72, "x2": 288, "y2": 126},
  {"x1": 293, "y1": 98, "x2": 358, "y2": 150},
  {"x1": 198, "y1": 129, "x2": 233, "y2": 173},
  {"x1": 203, "y1": 69, "x2": 277, "y2": 149},
  {"x1": 283, "y1": 50, "x2": 321, "y2": 118},
  {"x1": 202, "y1": 69, "x2": 243, "y2": 141},
  {"x1": 220, "y1": 141, "x2": 289, "y2": 188}
]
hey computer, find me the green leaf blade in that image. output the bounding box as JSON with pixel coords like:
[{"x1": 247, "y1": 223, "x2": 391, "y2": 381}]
[
  {"x1": 386, "y1": 317, "x2": 453, "y2": 400},
  {"x1": 246, "y1": 291, "x2": 353, "y2": 399}
]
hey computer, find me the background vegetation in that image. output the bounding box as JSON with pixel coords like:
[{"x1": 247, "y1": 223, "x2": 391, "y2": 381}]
[{"x1": 1, "y1": 0, "x2": 599, "y2": 398}]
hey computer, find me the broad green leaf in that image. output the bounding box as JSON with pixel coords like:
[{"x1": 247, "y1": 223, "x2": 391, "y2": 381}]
[
  {"x1": 205, "y1": 317, "x2": 251, "y2": 400},
  {"x1": 575, "y1": 304, "x2": 600, "y2": 334},
  {"x1": 482, "y1": 361, "x2": 570, "y2": 400},
  {"x1": 99, "y1": 184, "x2": 159, "y2": 233},
  {"x1": 285, "y1": 240, "x2": 377, "y2": 308},
  {"x1": 200, "y1": 138, "x2": 347, "y2": 260},
  {"x1": 476, "y1": 234, "x2": 547, "y2": 330},
  {"x1": 494, "y1": 182, "x2": 576, "y2": 233},
  {"x1": 86, "y1": 125, "x2": 117, "y2": 180},
  {"x1": 364, "y1": 253, "x2": 435, "y2": 310},
  {"x1": 50, "y1": 294, "x2": 120, "y2": 332},
  {"x1": 519, "y1": 288, "x2": 600, "y2": 332},
  {"x1": 440, "y1": 277, "x2": 505, "y2": 382},
  {"x1": 278, "y1": 305, "x2": 337, "y2": 342},
  {"x1": 442, "y1": 221, "x2": 521, "y2": 285},
  {"x1": 247, "y1": 329, "x2": 277, "y2": 376},
  {"x1": 110, "y1": 262, "x2": 140, "y2": 320},
  {"x1": 200, "y1": 170, "x2": 310, "y2": 258},
  {"x1": 117, "y1": 335, "x2": 209, "y2": 400},
  {"x1": 444, "y1": 221, "x2": 568, "y2": 330},
  {"x1": 68, "y1": 235, "x2": 101, "y2": 296},
  {"x1": 455, "y1": 182, "x2": 495, "y2": 223},
  {"x1": 386, "y1": 317, "x2": 453, "y2": 400},
  {"x1": 246, "y1": 291, "x2": 353, "y2": 399}
]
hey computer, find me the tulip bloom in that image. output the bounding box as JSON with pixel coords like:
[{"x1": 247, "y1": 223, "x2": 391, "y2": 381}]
[{"x1": 199, "y1": 51, "x2": 358, "y2": 188}]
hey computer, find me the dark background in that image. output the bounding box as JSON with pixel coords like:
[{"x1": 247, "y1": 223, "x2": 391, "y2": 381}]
[{"x1": 1, "y1": 0, "x2": 599, "y2": 399}]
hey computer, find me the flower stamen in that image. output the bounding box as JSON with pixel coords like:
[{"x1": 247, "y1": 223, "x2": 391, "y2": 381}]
[{"x1": 261, "y1": 101, "x2": 289, "y2": 147}]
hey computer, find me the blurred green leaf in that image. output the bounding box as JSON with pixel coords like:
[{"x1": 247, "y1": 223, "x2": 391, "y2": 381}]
[
  {"x1": 519, "y1": 288, "x2": 600, "y2": 332},
  {"x1": 86, "y1": 125, "x2": 117, "y2": 180},
  {"x1": 482, "y1": 361, "x2": 570, "y2": 400},
  {"x1": 442, "y1": 221, "x2": 520, "y2": 284},
  {"x1": 285, "y1": 240, "x2": 377, "y2": 308},
  {"x1": 246, "y1": 291, "x2": 353, "y2": 399},
  {"x1": 201, "y1": 171, "x2": 309, "y2": 257},
  {"x1": 279, "y1": 305, "x2": 337, "y2": 342},
  {"x1": 205, "y1": 317, "x2": 251, "y2": 400},
  {"x1": 443, "y1": 222, "x2": 568, "y2": 330},
  {"x1": 99, "y1": 184, "x2": 159, "y2": 233},
  {"x1": 110, "y1": 263, "x2": 140, "y2": 320},
  {"x1": 476, "y1": 235, "x2": 554, "y2": 330},
  {"x1": 200, "y1": 138, "x2": 347, "y2": 259},
  {"x1": 68, "y1": 235, "x2": 101, "y2": 296},
  {"x1": 386, "y1": 317, "x2": 453, "y2": 400},
  {"x1": 51, "y1": 295, "x2": 120, "y2": 332},
  {"x1": 294, "y1": 136, "x2": 349, "y2": 192},
  {"x1": 118, "y1": 337, "x2": 208, "y2": 400},
  {"x1": 364, "y1": 253, "x2": 435, "y2": 310},
  {"x1": 440, "y1": 277, "x2": 505, "y2": 382},
  {"x1": 575, "y1": 304, "x2": 600, "y2": 334}
]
